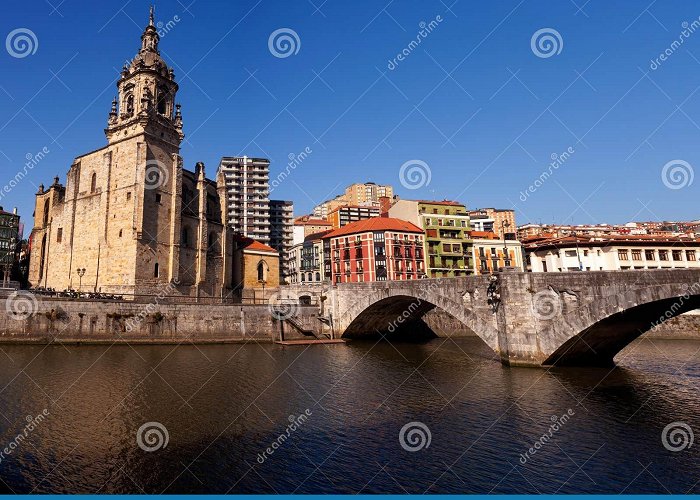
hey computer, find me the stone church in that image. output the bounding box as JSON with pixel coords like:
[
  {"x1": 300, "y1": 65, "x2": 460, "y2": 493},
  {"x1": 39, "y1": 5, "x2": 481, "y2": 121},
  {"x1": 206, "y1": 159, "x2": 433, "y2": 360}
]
[{"x1": 28, "y1": 8, "x2": 279, "y2": 298}]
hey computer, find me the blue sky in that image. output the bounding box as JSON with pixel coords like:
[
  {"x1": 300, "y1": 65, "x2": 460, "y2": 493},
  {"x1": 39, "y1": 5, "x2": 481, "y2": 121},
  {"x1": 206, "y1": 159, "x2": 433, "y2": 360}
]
[{"x1": 0, "y1": 0, "x2": 698, "y2": 232}]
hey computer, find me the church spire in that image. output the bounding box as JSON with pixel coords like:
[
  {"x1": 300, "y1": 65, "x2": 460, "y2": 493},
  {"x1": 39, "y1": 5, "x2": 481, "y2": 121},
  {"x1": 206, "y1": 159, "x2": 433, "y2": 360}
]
[{"x1": 140, "y1": 5, "x2": 160, "y2": 54}]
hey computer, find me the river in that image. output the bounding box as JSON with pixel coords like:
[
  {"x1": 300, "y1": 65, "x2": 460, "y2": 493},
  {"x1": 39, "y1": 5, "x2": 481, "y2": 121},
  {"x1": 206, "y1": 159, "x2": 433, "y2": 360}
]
[{"x1": 0, "y1": 337, "x2": 697, "y2": 493}]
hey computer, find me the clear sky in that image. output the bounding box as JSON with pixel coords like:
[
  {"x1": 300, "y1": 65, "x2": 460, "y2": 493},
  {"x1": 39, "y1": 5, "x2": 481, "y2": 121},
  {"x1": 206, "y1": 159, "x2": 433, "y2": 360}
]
[{"x1": 1, "y1": 0, "x2": 698, "y2": 233}]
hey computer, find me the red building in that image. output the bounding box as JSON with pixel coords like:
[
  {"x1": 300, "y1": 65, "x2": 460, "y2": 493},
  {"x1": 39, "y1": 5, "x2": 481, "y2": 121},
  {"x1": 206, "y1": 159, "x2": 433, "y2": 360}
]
[{"x1": 322, "y1": 217, "x2": 425, "y2": 283}]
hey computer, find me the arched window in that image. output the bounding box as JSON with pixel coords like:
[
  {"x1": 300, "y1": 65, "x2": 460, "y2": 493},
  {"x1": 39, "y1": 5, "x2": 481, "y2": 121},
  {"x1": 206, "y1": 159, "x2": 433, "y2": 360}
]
[
  {"x1": 90, "y1": 173, "x2": 97, "y2": 194},
  {"x1": 315, "y1": 272, "x2": 321, "y2": 282},
  {"x1": 157, "y1": 87, "x2": 168, "y2": 116},
  {"x1": 208, "y1": 232, "x2": 219, "y2": 253},
  {"x1": 126, "y1": 94, "x2": 134, "y2": 115},
  {"x1": 307, "y1": 273, "x2": 313, "y2": 282},
  {"x1": 42, "y1": 201, "x2": 50, "y2": 227},
  {"x1": 257, "y1": 261, "x2": 268, "y2": 282},
  {"x1": 154, "y1": 263, "x2": 160, "y2": 278}
]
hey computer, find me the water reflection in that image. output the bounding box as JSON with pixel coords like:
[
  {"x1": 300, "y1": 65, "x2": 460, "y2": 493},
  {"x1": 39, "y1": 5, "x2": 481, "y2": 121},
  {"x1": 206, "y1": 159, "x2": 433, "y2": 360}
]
[{"x1": 0, "y1": 337, "x2": 696, "y2": 493}]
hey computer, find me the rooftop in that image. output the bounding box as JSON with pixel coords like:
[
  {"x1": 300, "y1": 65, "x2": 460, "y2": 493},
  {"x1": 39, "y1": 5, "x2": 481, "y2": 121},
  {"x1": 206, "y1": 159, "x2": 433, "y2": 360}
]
[{"x1": 323, "y1": 217, "x2": 423, "y2": 238}]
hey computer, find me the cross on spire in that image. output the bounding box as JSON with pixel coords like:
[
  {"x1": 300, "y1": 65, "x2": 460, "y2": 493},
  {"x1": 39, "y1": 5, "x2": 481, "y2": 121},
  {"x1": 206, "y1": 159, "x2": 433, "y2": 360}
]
[{"x1": 149, "y1": 5, "x2": 155, "y2": 26}]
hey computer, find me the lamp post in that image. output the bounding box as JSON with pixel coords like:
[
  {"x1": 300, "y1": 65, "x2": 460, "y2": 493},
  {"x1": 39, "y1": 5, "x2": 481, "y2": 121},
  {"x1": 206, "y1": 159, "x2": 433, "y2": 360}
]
[
  {"x1": 501, "y1": 221, "x2": 511, "y2": 268},
  {"x1": 77, "y1": 268, "x2": 86, "y2": 293},
  {"x1": 259, "y1": 279, "x2": 267, "y2": 304}
]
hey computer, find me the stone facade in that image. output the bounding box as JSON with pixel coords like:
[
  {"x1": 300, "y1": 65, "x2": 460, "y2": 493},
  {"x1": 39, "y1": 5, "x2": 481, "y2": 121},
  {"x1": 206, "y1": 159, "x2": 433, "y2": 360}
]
[{"x1": 28, "y1": 8, "x2": 277, "y2": 299}]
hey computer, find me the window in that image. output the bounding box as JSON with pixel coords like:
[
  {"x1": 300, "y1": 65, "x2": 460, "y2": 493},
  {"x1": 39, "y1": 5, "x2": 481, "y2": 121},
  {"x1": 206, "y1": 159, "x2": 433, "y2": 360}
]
[
  {"x1": 56, "y1": 228, "x2": 63, "y2": 243},
  {"x1": 126, "y1": 192, "x2": 132, "y2": 201},
  {"x1": 90, "y1": 173, "x2": 97, "y2": 193},
  {"x1": 257, "y1": 261, "x2": 268, "y2": 282},
  {"x1": 632, "y1": 250, "x2": 642, "y2": 261},
  {"x1": 687, "y1": 250, "x2": 696, "y2": 261},
  {"x1": 618, "y1": 249, "x2": 629, "y2": 260},
  {"x1": 672, "y1": 250, "x2": 682, "y2": 261},
  {"x1": 119, "y1": 229, "x2": 123, "y2": 238},
  {"x1": 565, "y1": 250, "x2": 577, "y2": 257},
  {"x1": 125, "y1": 94, "x2": 134, "y2": 115},
  {"x1": 181, "y1": 227, "x2": 190, "y2": 247},
  {"x1": 659, "y1": 250, "x2": 668, "y2": 261},
  {"x1": 645, "y1": 250, "x2": 655, "y2": 260},
  {"x1": 155, "y1": 194, "x2": 162, "y2": 204},
  {"x1": 154, "y1": 263, "x2": 160, "y2": 278}
]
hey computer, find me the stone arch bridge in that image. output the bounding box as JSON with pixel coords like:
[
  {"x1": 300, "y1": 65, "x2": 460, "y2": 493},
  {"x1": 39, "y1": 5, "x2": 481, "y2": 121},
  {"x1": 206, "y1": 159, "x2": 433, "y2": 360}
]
[{"x1": 280, "y1": 270, "x2": 700, "y2": 367}]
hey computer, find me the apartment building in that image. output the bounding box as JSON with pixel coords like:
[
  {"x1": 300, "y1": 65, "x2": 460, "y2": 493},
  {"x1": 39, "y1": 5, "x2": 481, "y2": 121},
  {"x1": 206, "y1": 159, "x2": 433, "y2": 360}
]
[
  {"x1": 469, "y1": 208, "x2": 516, "y2": 239},
  {"x1": 327, "y1": 205, "x2": 381, "y2": 229},
  {"x1": 322, "y1": 218, "x2": 424, "y2": 283},
  {"x1": 269, "y1": 200, "x2": 294, "y2": 281},
  {"x1": 525, "y1": 235, "x2": 700, "y2": 272},
  {"x1": 471, "y1": 231, "x2": 524, "y2": 274},
  {"x1": 217, "y1": 156, "x2": 272, "y2": 244},
  {"x1": 389, "y1": 199, "x2": 473, "y2": 277},
  {"x1": 344, "y1": 182, "x2": 393, "y2": 206}
]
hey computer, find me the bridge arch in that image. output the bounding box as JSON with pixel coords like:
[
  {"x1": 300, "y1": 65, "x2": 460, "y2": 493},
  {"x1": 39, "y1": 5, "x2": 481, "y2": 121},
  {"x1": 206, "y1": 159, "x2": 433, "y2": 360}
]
[
  {"x1": 337, "y1": 286, "x2": 500, "y2": 353},
  {"x1": 540, "y1": 288, "x2": 700, "y2": 366}
]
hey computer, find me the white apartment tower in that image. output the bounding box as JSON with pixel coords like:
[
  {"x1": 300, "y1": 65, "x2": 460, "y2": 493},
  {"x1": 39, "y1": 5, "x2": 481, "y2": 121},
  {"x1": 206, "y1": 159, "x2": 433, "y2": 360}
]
[{"x1": 217, "y1": 156, "x2": 272, "y2": 244}]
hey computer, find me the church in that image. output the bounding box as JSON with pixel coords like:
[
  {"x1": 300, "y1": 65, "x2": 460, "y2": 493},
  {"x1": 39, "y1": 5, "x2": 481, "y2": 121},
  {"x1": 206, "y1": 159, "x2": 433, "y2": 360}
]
[{"x1": 28, "y1": 8, "x2": 280, "y2": 299}]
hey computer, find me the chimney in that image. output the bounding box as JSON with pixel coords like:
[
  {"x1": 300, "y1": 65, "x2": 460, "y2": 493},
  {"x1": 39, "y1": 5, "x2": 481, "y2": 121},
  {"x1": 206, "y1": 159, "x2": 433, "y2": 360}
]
[{"x1": 13, "y1": 208, "x2": 17, "y2": 215}]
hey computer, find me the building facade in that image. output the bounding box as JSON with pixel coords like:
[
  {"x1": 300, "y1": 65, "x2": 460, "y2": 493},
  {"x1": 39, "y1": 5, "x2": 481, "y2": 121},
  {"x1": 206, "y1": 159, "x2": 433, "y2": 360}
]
[
  {"x1": 389, "y1": 199, "x2": 473, "y2": 277},
  {"x1": 28, "y1": 9, "x2": 276, "y2": 298},
  {"x1": 471, "y1": 231, "x2": 524, "y2": 274},
  {"x1": 525, "y1": 236, "x2": 700, "y2": 272},
  {"x1": 269, "y1": 200, "x2": 294, "y2": 281},
  {"x1": 217, "y1": 156, "x2": 272, "y2": 244},
  {"x1": 344, "y1": 182, "x2": 393, "y2": 206},
  {"x1": 0, "y1": 207, "x2": 20, "y2": 288},
  {"x1": 322, "y1": 218, "x2": 424, "y2": 284},
  {"x1": 469, "y1": 208, "x2": 516, "y2": 239},
  {"x1": 327, "y1": 205, "x2": 380, "y2": 229}
]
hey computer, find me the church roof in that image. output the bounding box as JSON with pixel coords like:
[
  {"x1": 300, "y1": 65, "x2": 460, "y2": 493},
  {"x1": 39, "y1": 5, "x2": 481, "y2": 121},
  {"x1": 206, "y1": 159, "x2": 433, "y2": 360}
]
[{"x1": 233, "y1": 235, "x2": 278, "y2": 254}]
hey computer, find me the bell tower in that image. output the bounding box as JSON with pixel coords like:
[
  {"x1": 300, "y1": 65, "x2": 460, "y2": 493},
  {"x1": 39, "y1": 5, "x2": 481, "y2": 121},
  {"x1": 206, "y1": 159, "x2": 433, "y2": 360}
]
[{"x1": 105, "y1": 6, "x2": 184, "y2": 148}]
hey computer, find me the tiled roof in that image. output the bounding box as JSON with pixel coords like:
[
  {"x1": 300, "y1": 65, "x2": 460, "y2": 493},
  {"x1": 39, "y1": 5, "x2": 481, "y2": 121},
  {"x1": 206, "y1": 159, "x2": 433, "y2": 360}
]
[
  {"x1": 233, "y1": 235, "x2": 278, "y2": 253},
  {"x1": 323, "y1": 217, "x2": 423, "y2": 238}
]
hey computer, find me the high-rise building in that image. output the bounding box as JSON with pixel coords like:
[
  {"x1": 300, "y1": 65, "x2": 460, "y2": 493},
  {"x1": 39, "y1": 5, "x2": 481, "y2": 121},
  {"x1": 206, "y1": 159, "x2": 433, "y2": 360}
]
[
  {"x1": 269, "y1": 200, "x2": 294, "y2": 281},
  {"x1": 217, "y1": 156, "x2": 271, "y2": 244},
  {"x1": 344, "y1": 182, "x2": 394, "y2": 206}
]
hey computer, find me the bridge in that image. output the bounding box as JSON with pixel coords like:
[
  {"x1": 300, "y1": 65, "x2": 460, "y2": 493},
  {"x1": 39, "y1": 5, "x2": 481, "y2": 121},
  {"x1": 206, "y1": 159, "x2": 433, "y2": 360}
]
[{"x1": 280, "y1": 269, "x2": 700, "y2": 367}]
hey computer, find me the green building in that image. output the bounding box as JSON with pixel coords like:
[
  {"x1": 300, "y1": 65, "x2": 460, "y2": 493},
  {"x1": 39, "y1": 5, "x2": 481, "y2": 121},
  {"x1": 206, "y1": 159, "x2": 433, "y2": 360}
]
[{"x1": 389, "y1": 199, "x2": 473, "y2": 277}]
